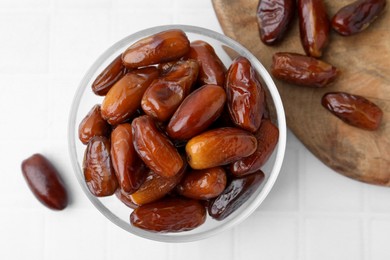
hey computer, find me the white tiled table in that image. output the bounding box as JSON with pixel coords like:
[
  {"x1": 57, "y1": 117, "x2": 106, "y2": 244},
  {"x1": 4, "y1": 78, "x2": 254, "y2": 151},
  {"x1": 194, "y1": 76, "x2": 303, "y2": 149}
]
[{"x1": 1, "y1": 0, "x2": 389, "y2": 259}]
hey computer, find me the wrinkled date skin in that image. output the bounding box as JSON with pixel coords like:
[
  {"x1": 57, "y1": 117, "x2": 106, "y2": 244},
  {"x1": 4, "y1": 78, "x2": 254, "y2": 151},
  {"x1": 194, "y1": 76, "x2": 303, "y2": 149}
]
[
  {"x1": 230, "y1": 119, "x2": 279, "y2": 176},
  {"x1": 83, "y1": 136, "x2": 118, "y2": 197},
  {"x1": 92, "y1": 54, "x2": 128, "y2": 96},
  {"x1": 111, "y1": 124, "x2": 146, "y2": 194},
  {"x1": 130, "y1": 198, "x2": 206, "y2": 232},
  {"x1": 21, "y1": 154, "x2": 68, "y2": 210},
  {"x1": 167, "y1": 84, "x2": 226, "y2": 140},
  {"x1": 298, "y1": 0, "x2": 330, "y2": 57},
  {"x1": 208, "y1": 171, "x2": 265, "y2": 220},
  {"x1": 177, "y1": 167, "x2": 227, "y2": 200},
  {"x1": 78, "y1": 104, "x2": 111, "y2": 144},
  {"x1": 186, "y1": 127, "x2": 257, "y2": 170},
  {"x1": 271, "y1": 52, "x2": 339, "y2": 87},
  {"x1": 332, "y1": 0, "x2": 386, "y2": 36},
  {"x1": 257, "y1": 0, "x2": 295, "y2": 45},
  {"x1": 321, "y1": 92, "x2": 383, "y2": 130},
  {"x1": 185, "y1": 40, "x2": 226, "y2": 86},
  {"x1": 101, "y1": 67, "x2": 159, "y2": 125},
  {"x1": 122, "y1": 29, "x2": 190, "y2": 69},
  {"x1": 141, "y1": 59, "x2": 199, "y2": 122},
  {"x1": 129, "y1": 166, "x2": 186, "y2": 205},
  {"x1": 226, "y1": 56, "x2": 264, "y2": 132},
  {"x1": 132, "y1": 115, "x2": 184, "y2": 178}
]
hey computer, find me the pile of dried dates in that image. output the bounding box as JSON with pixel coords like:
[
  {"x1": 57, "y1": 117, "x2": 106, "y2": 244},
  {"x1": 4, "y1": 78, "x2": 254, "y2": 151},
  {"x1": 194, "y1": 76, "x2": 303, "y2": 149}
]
[
  {"x1": 257, "y1": 0, "x2": 385, "y2": 130},
  {"x1": 79, "y1": 29, "x2": 279, "y2": 232}
]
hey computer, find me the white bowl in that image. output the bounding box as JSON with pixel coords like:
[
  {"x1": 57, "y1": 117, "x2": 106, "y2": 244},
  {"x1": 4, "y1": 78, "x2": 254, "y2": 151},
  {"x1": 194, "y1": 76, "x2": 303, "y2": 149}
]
[{"x1": 68, "y1": 24, "x2": 286, "y2": 242}]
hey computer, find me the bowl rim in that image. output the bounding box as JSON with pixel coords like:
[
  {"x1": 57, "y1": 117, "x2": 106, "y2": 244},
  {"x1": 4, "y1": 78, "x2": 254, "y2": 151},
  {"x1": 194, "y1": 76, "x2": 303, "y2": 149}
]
[{"x1": 68, "y1": 24, "x2": 287, "y2": 243}]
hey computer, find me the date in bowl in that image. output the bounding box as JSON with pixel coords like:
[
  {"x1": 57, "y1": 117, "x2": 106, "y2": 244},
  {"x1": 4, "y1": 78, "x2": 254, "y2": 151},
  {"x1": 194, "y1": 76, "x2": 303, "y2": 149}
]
[{"x1": 68, "y1": 25, "x2": 286, "y2": 242}]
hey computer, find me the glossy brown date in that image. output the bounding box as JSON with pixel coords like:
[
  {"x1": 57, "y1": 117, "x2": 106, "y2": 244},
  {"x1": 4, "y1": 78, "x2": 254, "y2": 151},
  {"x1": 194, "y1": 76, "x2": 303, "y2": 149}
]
[
  {"x1": 321, "y1": 92, "x2": 383, "y2": 130},
  {"x1": 257, "y1": 0, "x2": 295, "y2": 45},
  {"x1": 92, "y1": 54, "x2": 128, "y2": 96},
  {"x1": 101, "y1": 67, "x2": 159, "y2": 125},
  {"x1": 115, "y1": 189, "x2": 138, "y2": 209},
  {"x1": 332, "y1": 0, "x2": 386, "y2": 36},
  {"x1": 177, "y1": 167, "x2": 227, "y2": 200},
  {"x1": 129, "y1": 165, "x2": 186, "y2": 205},
  {"x1": 226, "y1": 56, "x2": 264, "y2": 132},
  {"x1": 208, "y1": 171, "x2": 265, "y2": 220},
  {"x1": 230, "y1": 119, "x2": 279, "y2": 176},
  {"x1": 122, "y1": 29, "x2": 190, "y2": 69},
  {"x1": 78, "y1": 104, "x2": 110, "y2": 144},
  {"x1": 271, "y1": 52, "x2": 339, "y2": 87},
  {"x1": 21, "y1": 154, "x2": 68, "y2": 210},
  {"x1": 167, "y1": 84, "x2": 226, "y2": 140},
  {"x1": 186, "y1": 127, "x2": 257, "y2": 170},
  {"x1": 130, "y1": 198, "x2": 206, "y2": 232},
  {"x1": 298, "y1": 0, "x2": 330, "y2": 57},
  {"x1": 83, "y1": 136, "x2": 118, "y2": 197},
  {"x1": 111, "y1": 123, "x2": 146, "y2": 194},
  {"x1": 132, "y1": 115, "x2": 184, "y2": 178},
  {"x1": 186, "y1": 40, "x2": 226, "y2": 86},
  {"x1": 141, "y1": 59, "x2": 199, "y2": 122}
]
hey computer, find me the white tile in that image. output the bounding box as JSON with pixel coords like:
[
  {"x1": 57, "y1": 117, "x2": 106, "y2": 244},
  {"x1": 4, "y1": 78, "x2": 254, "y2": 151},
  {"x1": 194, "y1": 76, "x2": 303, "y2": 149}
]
[
  {"x1": 0, "y1": 209, "x2": 44, "y2": 260},
  {"x1": 51, "y1": 11, "x2": 110, "y2": 74},
  {"x1": 45, "y1": 209, "x2": 107, "y2": 260},
  {"x1": 110, "y1": 11, "x2": 173, "y2": 42},
  {"x1": 236, "y1": 213, "x2": 298, "y2": 260},
  {"x1": 175, "y1": 9, "x2": 222, "y2": 33},
  {"x1": 303, "y1": 152, "x2": 363, "y2": 212},
  {"x1": 370, "y1": 219, "x2": 390, "y2": 260},
  {"x1": 366, "y1": 184, "x2": 390, "y2": 212},
  {"x1": 47, "y1": 77, "x2": 80, "y2": 141},
  {"x1": 56, "y1": 0, "x2": 110, "y2": 9},
  {"x1": 305, "y1": 217, "x2": 362, "y2": 260},
  {"x1": 113, "y1": 0, "x2": 173, "y2": 9},
  {"x1": 0, "y1": 0, "x2": 48, "y2": 9},
  {"x1": 260, "y1": 147, "x2": 299, "y2": 211},
  {"x1": 0, "y1": 13, "x2": 49, "y2": 73},
  {"x1": 107, "y1": 225, "x2": 169, "y2": 259},
  {"x1": 0, "y1": 75, "x2": 48, "y2": 141},
  {"x1": 174, "y1": 0, "x2": 211, "y2": 10},
  {"x1": 171, "y1": 230, "x2": 233, "y2": 260}
]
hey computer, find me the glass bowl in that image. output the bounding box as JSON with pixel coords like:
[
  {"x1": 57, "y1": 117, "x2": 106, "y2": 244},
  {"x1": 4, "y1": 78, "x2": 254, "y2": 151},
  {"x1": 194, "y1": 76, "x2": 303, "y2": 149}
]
[{"x1": 68, "y1": 25, "x2": 286, "y2": 242}]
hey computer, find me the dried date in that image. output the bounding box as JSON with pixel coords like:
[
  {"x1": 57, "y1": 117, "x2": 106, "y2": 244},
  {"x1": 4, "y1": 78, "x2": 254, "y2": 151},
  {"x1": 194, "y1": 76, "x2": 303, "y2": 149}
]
[
  {"x1": 141, "y1": 59, "x2": 199, "y2": 122},
  {"x1": 332, "y1": 0, "x2": 386, "y2": 36},
  {"x1": 83, "y1": 136, "x2": 118, "y2": 197},
  {"x1": 167, "y1": 84, "x2": 226, "y2": 140},
  {"x1": 130, "y1": 198, "x2": 206, "y2": 232},
  {"x1": 298, "y1": 0, "x2": 330, "y2": 57},
  {"x1": 122, "y1": 29, "x2": 190, "y2": 69},
  {"x1": 257, "y1": 0, "x2": 295, "y2": 45},
  {"x1": 226, "y1": 56, "x2": 264, "y2": 132},
  {"x1": 321, "y1": 92, "x2": 383, "y2": 130},
  {"x1": 230, "y1": 119, "x2": 279, "y2": 176},
  {"x1": 271, "y1": 52, "x2": 339, "y2": 87},
  {"x1": 132, "y1": 115, "x2": 184, "y2": 177},
  {"x1": 186, "y1": 127, "x2": 257, "y2": 170},
  {"x1": 101, "y1": 67, "x2": 159, "y2": 125},
  {"x1": 21, "y1": 154, "x2": 68, "y2": 210},
  {"x1": 78, "y1": 104, "x2": 110, "y2": 144},
  {"x1": 208, "y1": 171, "x2": 265, "y2": 220}
]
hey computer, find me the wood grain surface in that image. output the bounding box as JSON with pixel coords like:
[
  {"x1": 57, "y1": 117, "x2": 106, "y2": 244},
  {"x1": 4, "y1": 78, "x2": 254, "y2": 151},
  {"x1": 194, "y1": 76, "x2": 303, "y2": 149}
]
[{"x1": 212, "y1": 0, "x2": 390, "y2": 185}]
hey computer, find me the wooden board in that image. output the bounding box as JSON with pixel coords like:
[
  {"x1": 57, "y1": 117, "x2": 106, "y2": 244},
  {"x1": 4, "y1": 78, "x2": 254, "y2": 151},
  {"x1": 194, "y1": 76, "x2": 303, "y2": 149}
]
[{"x1": 212, "y1": 0, "x2": 390, "y2": 185}]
